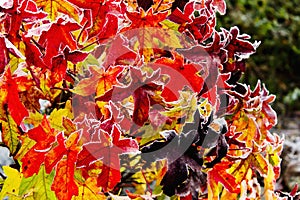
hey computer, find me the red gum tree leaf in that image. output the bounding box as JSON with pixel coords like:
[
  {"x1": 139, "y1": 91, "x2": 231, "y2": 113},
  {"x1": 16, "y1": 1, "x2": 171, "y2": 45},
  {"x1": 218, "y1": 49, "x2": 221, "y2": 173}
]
[
  {"x1": 49, "y1": 131, "x2": 81, "y2": 200},
  {"x1": 212, "y1": 0, "x2": 226, "y2": 15},
  {"x1": 69, "y1": 0, "x2": 121, "y2": 39},
  {"x1": 168, "y1": 1, "x2": 194, "y2": 24},
  {"x1": 23, "y1": 36, "x2": 47, "y2": 69},
  {"x1": 38, "y1": 18, "x2": 81, "y2": 66},
  {"x1": 207, "y1": 161, "x2": 240, "y2": 198},
  {"x1": 103, "y1": 35, "x2": 137, "y2": 67},
  {"x1": 2, "y1": 0, "x2": 47, "y2": 43},
  {"x1": 123, "y1": 8, "x2": 168, "y2": 30},
  {"x1": 76, "y1": 125, "x2": 138, "y2": 191},
  {"x1": 154, "y1": 51, "x2": 205, "y2": 94},
  {"x1": 4, "y1": 69, "x2": 29, "y2": 125},
  {"x1": 21, "y1": 116, "x2": 58, "y2": 177},
  {"x1": 104, "y1": 67, "x2": 166, "y2": 126},
  {"x1": 0, "y1": 36, "x2": 10, "y2": 74}
]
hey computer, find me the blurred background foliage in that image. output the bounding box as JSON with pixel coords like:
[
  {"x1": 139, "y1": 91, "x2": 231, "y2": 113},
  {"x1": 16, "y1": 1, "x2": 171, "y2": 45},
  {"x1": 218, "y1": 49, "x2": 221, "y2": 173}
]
[{"x1": 217, "y1": 0, "x2": 300, "y2": 116}]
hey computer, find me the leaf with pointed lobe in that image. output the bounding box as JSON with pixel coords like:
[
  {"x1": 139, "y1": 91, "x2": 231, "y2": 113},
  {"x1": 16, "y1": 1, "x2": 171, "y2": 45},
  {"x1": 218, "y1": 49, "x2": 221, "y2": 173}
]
[
  {"x1": 2, "y1": 0, "x2": 47, "y2": 43},
  {"x1": 123, "y1": 8, "x2": 168, "y2": 30},
  {"x1": 77, "y1": 125, "x2": 138, "y2": 191},
  {"x1": 21, "y1": 116, "x2": 58, "y2": 177},
  {"x1": 0, "y1": 115, "x2": 20, "y2": 155},
  {"x1": 35, "y1": 0, "x2": 81, "y2": 21},
  {"x1": 0, "y1": 166, "x2": 22, "y2": 200},
  {"x1": 207, "y1": 161, "x2": 240, "y2": 198},
  {"x1": 73, "y1": 65, "x2": 124, "y2": 97},
  {"x1": 4, "y1": 65, "x2": 29, "y2": 127},
  {"x1": 38, "y1": 18, "x2": 81, "y2": 66},
  {"x1": 74, "y1": 177, "x2": 106, "y2": 200},
  {"x1": 48, "y1": 100, "x2": 74, "y2": 131},
  {"x1": 19, "y1": 165, "x2": 56, "y2": 200},
  {"x1": 212, "y1": 0, "x2": 226, "y2": 15},
  {"x1": 95, "y1": 66, "x2": 125, "y2": 98},
  {"x1": 68, "y1": 0, "x2": 121, "y2": 39},
  {"x1": 154, "y1": 51, "x2": 205, "y2": 94},
  {"x1": 0, "y1": 36, "x2": 10, "y2": 74},
  {"x1": 50, "y1": 131, "x2": 81, "y2": 200}
]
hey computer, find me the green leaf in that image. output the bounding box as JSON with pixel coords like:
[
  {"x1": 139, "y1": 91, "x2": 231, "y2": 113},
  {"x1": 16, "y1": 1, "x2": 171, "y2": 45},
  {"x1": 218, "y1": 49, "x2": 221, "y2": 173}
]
[{"x1": 19, "y1": 165, "x2": 56, "y2": 200}]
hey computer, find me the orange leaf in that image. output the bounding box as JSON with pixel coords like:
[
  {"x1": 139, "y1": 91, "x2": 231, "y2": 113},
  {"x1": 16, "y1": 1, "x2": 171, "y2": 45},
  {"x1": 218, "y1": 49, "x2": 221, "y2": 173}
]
[
  {"x1": 207, "y1": 161, "x2": 240, "y2": 197},
  {"x1": 51, "y1": 131, "x2": 81, "y2": 200}
]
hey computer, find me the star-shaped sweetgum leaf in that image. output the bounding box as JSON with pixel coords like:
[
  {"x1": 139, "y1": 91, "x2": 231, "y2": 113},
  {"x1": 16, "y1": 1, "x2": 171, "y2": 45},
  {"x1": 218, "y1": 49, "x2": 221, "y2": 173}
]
[
  {"x1": 21, "y1": 116, "x2": 58, "y2": 177},
  {"x1": 76, "y1": 125, "x2": 138, "y2": 191},
  {"x1": 38, "y1": 18, "x2": 81, "y2": 66},
  {"x1": 47, "y1": 131, "x2": 82, "y2": 200}
]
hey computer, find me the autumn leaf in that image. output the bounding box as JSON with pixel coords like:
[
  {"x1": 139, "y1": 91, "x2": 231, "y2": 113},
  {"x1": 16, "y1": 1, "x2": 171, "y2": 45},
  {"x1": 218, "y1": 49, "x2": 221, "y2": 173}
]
[
  {"x1": 3, "y1": 68, "x2": 29, "y2": 126},
  {"x1": 123, "y1": 8, "x2": 168, "y2": 30},
  {"x1": 1, "y1": 115, "x2": 20, "y2": 155},
  {"x1": 2, "y1": 0, "x2": 47, "y2": 43},
  {"x1": 154, "y1": 51, "x2": 205, "y2": 94},
  {"x1": 212, "y1": 0, "x2": 226, "y2": 15},
  {"x1": 73, "y1": 65, "x2": 124, "y2": 97},
  {"x1": 0, "y1": 35, "x2": 10, "y2": 74},
  {"x1": 0, "y1": 166, "x2": 22, "y2": 199},
  {"x1": 77, "y1": 125, "x2": 138, "y2": 191},
  {"x1": 19, "y1": 165, "x2": 56, "y2": 199},
  {"x1": 48, "y1": 100, "x2": 73, "y2": 131},
  {"x1": 207, "y1": 161, "x2": 240, "y2": 199},
  {"x1": 69, "y1": 0, "x2": 121, "y2": 39},
  {"x1": 21, "y1": 116, "x2": 58, "y2": 177},
  {"x1": 233, "y1": 115, "x2": 261, "y2": 148},
  {"x1": 74, "y1": 177, "x2": 106, "y2": 200},
  {"x1": 50, "y1": 131, "x2": 81, "y2": 200},
  {"x1": 38, "y1": 18, "x2": 81, "y2": 66},
  {"x1": 35, "y1": 0, "x2": 81, "y2": 21},
  {"x1": 96, "y1": 66, "x2": 125, "y2": 97}
]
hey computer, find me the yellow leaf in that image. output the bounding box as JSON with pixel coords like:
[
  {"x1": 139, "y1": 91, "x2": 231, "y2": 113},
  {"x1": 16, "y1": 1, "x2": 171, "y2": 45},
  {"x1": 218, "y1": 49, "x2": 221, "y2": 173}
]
[
  {"x1": 35, "y1": 0, "x2": 81, "y2": 21},
  {"x1": 49, "y1": 100, "x2": 73, "y2": 130},
  {"x1": 15, "y1": 134, "x2": 36, "y2": 160},
  {"x1": 1, "y1": 115, "x2": 20, "y2": 155},
  {"x1": 0, "y1": 166, "x2": 22, "y2": 200},
  {"x1": 73, "y1": 177, "x2": 106, "y2": 200}
]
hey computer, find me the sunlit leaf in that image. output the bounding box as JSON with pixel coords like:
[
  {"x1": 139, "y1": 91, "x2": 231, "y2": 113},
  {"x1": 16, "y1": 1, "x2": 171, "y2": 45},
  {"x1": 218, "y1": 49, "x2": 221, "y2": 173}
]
[{"x1": 0, "y1": 166, "x2": 22, "y2": 199}]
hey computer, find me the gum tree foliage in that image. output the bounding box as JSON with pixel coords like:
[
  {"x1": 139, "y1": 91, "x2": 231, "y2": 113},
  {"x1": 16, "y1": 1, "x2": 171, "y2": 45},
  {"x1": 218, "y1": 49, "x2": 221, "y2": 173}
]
[
  {"x1": 217, "y1": 0, "x2": 300, "y2": 113},
  {"x1": 0, "y1": 0, "x2": 293, "y2": 199}
]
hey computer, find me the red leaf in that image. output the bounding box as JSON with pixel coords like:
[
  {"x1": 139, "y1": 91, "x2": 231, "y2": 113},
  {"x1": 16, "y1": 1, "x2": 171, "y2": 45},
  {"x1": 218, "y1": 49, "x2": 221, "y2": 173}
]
[
  {"x1": 44, "y1": 133, "x2": 67, "y2": 173},
  {"x1": 5, "y1": 69, "x2": 29, "y2": 125},
  {"x1": 38, "y1": 18, "x2": 81, "y2": 66},
  {"x1": 123, "y1": 8, "x2": 168, "y2": 31},
  {"x1": 69, "y1": 0, "x2": 121, "y2": 39},
  {"x1": 133, "y1": 87, "x2": 150, "y2": 126},
  {"x1": 3, "y1": 0, "x2": 47, "y2": 43},
  {"x1": 21, "y1": 116, "x2": 57, "y2": 177},
  {"x1": 154, "y1": 51, "x2": 205, "y2": 94},
  {"x1": 76, "y1": 125, "x2": 138, "y2": 191},
  {"x1": 73, "y1": 65, "x2": 124, "y2": 97},
  {"x1": 49, "y1": 131, "x2": 81, "y2": 200},
  {"x1": 207, "y1": 161, "x2": 240, "y2": 194},
  {"x1": 0, "y1": 36, "x2": 9, "y2": 74},
  {"x1": 212, "y1": 0, "x2": 226, "y2": 15}
]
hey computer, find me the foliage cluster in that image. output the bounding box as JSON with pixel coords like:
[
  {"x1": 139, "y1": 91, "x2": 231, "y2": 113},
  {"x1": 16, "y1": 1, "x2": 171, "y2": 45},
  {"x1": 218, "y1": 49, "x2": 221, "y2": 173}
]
[
  {"x1": 0, "y1": 0, "x2": 291, "y2": 199},
  {"x1": 217, "y1": 0, "x2": 300, "y2": 113}
]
